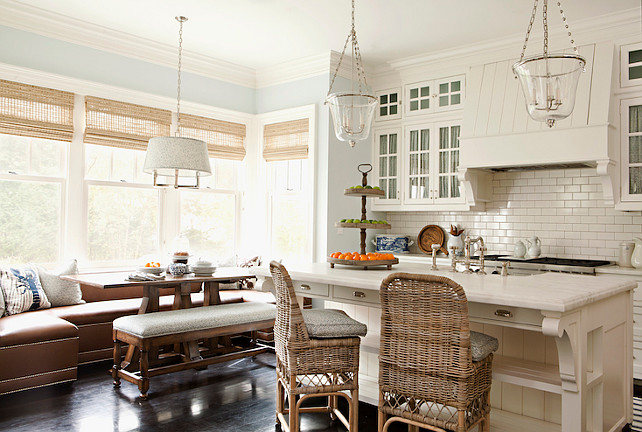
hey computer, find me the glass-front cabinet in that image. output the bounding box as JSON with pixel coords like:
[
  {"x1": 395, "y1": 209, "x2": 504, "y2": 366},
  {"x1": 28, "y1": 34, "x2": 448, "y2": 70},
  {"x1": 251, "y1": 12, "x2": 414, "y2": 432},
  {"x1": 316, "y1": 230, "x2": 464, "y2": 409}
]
[
  {"x1": 373, "y1": 128, "x2": 401, "y2": 205},
  {"x1": 621, "y1": 97, "x2": 642, "y2": 201},
  {"x1": 376, "y1": 88, "x2": 401, "y2": 121},
  {"x1": 404, "y1": 75, "x2": 465, "y2": 117},
  {"x1": 404, "y1": 121, "x2": 463, "y2": 204}
]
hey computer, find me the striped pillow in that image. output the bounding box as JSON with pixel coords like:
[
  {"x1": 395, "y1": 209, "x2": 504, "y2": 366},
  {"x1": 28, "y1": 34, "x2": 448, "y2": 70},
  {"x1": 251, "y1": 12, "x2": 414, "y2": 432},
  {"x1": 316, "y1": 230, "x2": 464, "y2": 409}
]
[{"x1": 0, "y1": 265, "x2": 51, "y2": 315}]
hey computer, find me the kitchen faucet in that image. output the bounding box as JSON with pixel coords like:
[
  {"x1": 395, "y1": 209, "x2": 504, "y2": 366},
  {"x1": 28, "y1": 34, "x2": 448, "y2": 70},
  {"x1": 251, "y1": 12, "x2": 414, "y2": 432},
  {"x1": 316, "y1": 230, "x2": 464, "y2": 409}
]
[{"x1": 449, "y1": 235, "x2": 487, "y2": 274}]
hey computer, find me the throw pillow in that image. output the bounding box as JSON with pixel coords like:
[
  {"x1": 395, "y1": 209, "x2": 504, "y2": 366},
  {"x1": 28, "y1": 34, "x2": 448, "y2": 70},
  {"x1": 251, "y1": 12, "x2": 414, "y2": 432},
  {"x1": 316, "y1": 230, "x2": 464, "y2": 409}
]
[
  {"x1": 37, "y1": 260, "x2": 83, "y2": 307},
  {"x1": 0, "y1": 280, "x2": 5, "y2": 316},
  {"x1": 0, "y1": 265, "x2": 51, "y2": 315}
]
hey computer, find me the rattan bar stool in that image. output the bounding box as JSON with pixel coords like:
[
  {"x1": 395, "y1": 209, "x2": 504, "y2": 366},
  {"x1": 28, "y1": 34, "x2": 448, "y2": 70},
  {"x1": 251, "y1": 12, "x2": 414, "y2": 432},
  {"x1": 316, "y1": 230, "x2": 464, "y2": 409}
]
[
  {"x1": 378, "y1": 273, "x2": 498, "y2": 432},
  {"x1": 269, "y1": 261, "x2": 366, "y2": 432}
]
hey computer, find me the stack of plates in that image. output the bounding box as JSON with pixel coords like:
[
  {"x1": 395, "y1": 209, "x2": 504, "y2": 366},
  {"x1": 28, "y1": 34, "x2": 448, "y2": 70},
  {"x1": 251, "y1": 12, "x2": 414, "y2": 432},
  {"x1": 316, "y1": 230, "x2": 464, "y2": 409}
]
[
  {"x1": 190, "y1": 265, "x2": 216, "y2": 276},
  {"x1": 137, "y1": 266, "x2": 165, "y2": 275}
]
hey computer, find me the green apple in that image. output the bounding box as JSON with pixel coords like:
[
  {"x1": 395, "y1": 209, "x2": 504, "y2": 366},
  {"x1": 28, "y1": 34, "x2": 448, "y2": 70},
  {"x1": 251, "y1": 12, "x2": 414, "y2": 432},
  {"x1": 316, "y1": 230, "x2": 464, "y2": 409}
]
[
  {"x1": 340, "y1": 219, "x2": 347, "y2": 222},
  {"x1": 373, "y1": 186, "x2": 381, "y2": 190},
  {"x1": 365, "y1": 185, "x2": 372, "y2": 189}
]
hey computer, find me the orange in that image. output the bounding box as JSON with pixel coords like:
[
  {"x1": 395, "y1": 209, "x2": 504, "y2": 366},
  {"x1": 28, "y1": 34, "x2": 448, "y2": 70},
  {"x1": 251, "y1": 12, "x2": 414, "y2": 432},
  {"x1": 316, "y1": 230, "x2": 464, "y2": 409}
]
[
  {"x1": 353, "y1": 255, "x2": 361, "y2": 261},
  {"x1": 144, "y1": 262, "x2": 151, "y2": 267},
  {"x1": 360, "y1": 254, "x2": 368, "y2": 260},
  {"x1": 339, "y1": 253, "x2": 347, "y2": 260}
]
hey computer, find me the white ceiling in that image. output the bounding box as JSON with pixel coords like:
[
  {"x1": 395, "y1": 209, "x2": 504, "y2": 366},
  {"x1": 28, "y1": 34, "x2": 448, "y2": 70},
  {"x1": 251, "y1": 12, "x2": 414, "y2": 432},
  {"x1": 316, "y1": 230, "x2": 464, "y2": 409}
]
[{"x1": 8, "y1": 0, "x2": 642, "y2": 70}]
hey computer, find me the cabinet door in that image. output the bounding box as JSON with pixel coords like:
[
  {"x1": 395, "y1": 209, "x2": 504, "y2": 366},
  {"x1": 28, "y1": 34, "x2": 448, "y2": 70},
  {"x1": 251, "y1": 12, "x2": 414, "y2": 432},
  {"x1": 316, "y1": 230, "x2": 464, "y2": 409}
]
[
  {"x1": 404, "y1": 124, "x2": 433, "y2": 203},
  {"x1": 376, "y1": 88, "x2": 401, "y2": 121},
  {"x1": 404, "y1": 80, "x2": 434, "y2": 117},
  {"x1": 373, "y1": 128, "x2": 401, "y2": 204},
  {"x1": 621, "y1": 97, "x2": 642, "y2": 201},
  {"x1": 435, "y1": 75, "x2": 465, "y2": 112},
  {"x1": 434, "y1": 123, "x2": 464, "y2": 203}
]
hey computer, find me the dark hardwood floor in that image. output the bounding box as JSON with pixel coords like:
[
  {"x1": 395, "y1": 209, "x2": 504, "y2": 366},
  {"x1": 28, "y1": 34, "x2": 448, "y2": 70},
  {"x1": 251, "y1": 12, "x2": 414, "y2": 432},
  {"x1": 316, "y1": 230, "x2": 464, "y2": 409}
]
[{"x1": 0, "y1": 353, "x2": 390, "y2": 432}]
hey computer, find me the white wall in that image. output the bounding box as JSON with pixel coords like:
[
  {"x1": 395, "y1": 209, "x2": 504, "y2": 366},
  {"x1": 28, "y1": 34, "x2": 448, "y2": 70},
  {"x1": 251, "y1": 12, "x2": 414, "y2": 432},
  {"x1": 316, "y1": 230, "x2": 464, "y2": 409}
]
[{"x1": 387, "y1": 167, "x2": 642, "y2": 261}]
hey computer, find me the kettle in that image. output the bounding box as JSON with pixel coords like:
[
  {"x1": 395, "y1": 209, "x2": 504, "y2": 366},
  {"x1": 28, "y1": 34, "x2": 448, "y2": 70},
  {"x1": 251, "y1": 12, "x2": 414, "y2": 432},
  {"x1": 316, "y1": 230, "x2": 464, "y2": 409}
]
[
  {"x1": 632, "y1": 238, "x2": 642, "y2": 269},
  {"x1": 513, "y1": 240, "x2": 526, "y2": 258},
  {"x1": 524, "y1": 236, "x2": 541, "y2": 258}
]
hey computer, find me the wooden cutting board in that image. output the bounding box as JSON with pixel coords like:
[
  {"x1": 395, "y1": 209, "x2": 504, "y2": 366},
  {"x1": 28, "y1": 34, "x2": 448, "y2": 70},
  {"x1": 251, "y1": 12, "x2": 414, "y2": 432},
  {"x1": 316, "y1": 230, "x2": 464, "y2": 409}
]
[{"x1": 417, "y1": 225, "x2": 448, "y2": 256}]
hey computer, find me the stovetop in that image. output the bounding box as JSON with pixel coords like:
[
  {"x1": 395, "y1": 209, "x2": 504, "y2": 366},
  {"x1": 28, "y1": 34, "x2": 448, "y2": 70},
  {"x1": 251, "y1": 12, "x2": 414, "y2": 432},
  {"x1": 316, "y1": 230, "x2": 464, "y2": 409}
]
[{"x1": 481, "y1": 255, "x2": 612, "y2": 275}]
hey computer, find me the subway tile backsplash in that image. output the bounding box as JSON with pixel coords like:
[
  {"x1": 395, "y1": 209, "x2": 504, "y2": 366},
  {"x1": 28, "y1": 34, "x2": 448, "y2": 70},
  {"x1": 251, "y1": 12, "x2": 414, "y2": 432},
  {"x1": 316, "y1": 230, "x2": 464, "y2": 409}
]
[{"x1": 385, "y1": 168, "x2": 642, "y2": 261}]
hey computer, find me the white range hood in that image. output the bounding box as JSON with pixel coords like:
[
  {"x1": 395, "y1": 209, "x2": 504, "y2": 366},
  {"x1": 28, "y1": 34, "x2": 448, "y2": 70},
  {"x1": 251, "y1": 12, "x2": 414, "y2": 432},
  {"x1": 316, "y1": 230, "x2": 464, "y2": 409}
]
[{"x1": 458, "y1": 42, "x2": 619, "y2": 205}]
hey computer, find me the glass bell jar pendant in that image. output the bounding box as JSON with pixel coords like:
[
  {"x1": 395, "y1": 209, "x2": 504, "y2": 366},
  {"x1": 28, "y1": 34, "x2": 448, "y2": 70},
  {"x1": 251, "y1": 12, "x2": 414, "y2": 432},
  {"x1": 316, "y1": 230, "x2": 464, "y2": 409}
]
[{"x1": 512, "y1": 0, "x2": 585, "y2": 128}]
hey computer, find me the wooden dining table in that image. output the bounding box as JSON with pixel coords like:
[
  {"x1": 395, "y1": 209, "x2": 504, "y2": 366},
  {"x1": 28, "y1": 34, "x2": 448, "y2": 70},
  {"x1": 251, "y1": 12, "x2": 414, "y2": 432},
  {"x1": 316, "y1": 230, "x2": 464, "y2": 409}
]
[{"x1": 62, "y1": 268, "x2": 256, "y2": 367}]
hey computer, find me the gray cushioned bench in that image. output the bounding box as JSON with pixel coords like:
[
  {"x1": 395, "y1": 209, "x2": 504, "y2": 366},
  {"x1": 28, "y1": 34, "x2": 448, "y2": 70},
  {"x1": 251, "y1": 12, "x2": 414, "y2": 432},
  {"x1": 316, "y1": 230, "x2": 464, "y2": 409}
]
[{"x1": 112, "y1": 302, "x2": 276, "y2": 398}]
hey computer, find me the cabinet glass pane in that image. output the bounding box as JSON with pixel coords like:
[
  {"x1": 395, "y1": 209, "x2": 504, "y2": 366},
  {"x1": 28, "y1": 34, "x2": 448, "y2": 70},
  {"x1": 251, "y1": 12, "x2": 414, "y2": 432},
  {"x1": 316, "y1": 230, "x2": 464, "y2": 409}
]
[
  {"x1": 410, "y1": 88, "x2": 419, "y2": 98},
  {"x1": 420, "y1": 153, "x2": 429, "y2": 174},
  {"x1": 630, "y1": 136, "x2": 642, "y2": 164},
  {"x1": 451, "y1": 150, "x2": 459, "y2": 172},
  {"x1": 389, "y1": 134, "x2": 397, "y2": 153},
  {"x1": 631, "y1": 66, "x2": 642, "y2": 80},
  {"x1": 380, "y1": 106, "x2": 388, "y2": 116},
  {"x1": 379, "y1": 179, "x2": 387, "y2": 195},
  {"x1": 630, "y1": 105, "x2": 642, "y2": 133},
  {"x1": 452, "y1": 176, "x2": 460, "y2": 198},
  {"x1": 420, "y1": 177, "x2": 429, "y2": 198},
  {"x1": 630, "y1": 166, "x2": 642, "y2": 194},
  {"x1": 410, "y1": 130, "x2": 418, "y2": 151},
  {"x1": 451, "y1": 126, "x2": 460, "y2": 148},
  {"x1": 409, "y1": 177, "x2": 418, "y2": 199},
  {"x1": 410, "y1": 100, "x2": 419, "y2": 111},
  {"x1": 439, "y1": 127, "x2": 448, "y2": 149},
  {"x1": 390, "y1": 93, "x2": 398, "y2": 103},
  {"x1": 439, "y1": 96, "x2": 448, "y2": 107},
  {"x1": 410, "y1": 154, "x2": 418, "y2": 175},
  {"x1": 451, "y1": 81, "x2": 461, "y2": 92},
  {"x1": 380, "y1": 156, "x2": 387, "y2": 177},
  {"x1": 390, "y1": 105, "x2": 398, "y2": 115},
  {"x1": 420, "y1": 99, "x2": 430, "y2": 109},
  {"x1": 630, "y1": 49, "x2": 642, "y2": 64},
  {"x1": 380, "y1": 95, "x2": 388, "y2": 104},
  {"x1": 439, "y1": 83, "x2": 449, "y2": 94},
  {"x1": 421, "y1": 129, "x2": 430, "y2": 150},
  {"x1": 439, "y1": 176, "x2": 448, "y2": 198},
  {"x1": 439, "y1": 152, "x2": 448, "y2": 173},
  {"x1": 420, "y1": 86, "x2": 430, "y2": 97},
  {"x1": 390, "y1": 156, "x2": 397, "y2": 176},
  {"x1": 380, "y1": 135, "x2": 388, "y2": 155},
  {"x1": 389, "y1": 179, "x2": 397, "y2": 199},
  {"x1": 451, "y1": 94, "x2": 461, "y2": 105}
]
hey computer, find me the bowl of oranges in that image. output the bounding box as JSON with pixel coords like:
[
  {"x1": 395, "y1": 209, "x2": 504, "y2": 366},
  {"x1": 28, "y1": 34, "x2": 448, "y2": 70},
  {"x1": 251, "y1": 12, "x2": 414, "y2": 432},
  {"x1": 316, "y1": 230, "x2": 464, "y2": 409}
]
[{"x1": 138, "y1": 261, "x2": 164, "y2": 275}]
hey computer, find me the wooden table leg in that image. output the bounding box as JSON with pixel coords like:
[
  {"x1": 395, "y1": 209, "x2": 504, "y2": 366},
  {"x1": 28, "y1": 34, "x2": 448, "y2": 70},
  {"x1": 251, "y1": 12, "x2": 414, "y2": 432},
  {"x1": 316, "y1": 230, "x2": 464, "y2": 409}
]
[
  {"x1": 204, "y1": 281, "x2": 221, "y2": 305},
  {"x1": 122, "y1": 285, "x2": 160, "y2": 370}
]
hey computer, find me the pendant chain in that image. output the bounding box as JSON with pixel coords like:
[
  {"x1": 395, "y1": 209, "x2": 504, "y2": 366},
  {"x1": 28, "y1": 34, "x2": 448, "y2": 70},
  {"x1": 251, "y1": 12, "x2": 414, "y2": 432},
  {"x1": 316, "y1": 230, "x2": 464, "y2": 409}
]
[
  {"x1": 518, "y1": 0, "x2": 578, "y2": 61},
  {"x1": 175, "y1": 16, "x2": 186, "y2": 136}
]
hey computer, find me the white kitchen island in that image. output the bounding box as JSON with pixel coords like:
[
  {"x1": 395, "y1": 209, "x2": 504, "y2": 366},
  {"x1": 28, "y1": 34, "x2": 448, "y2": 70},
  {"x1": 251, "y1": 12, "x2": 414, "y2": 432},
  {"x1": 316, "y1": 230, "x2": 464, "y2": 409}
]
[{"x1": 252, "y1": 262, "x2": 635, "y2": 432}]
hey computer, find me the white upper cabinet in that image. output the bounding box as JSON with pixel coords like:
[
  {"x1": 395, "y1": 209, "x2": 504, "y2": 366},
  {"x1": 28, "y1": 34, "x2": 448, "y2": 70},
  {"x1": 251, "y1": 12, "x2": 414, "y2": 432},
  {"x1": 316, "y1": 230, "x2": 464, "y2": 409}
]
[
  {"x1": 621, "y1": 97, "x2": 642, "y2": 202},
  {"x1": 373, "y1": 127, "x2": 401, "y2": 205},
  {"x1": 621, "y1": 42, "x2": 642, "y2": 88},
  {"x1": 404, "y1": 75, "x2": 465, "y2": 117},
  {"x1": 376, "y1": 88, "x2": 402, "y2": 121}
]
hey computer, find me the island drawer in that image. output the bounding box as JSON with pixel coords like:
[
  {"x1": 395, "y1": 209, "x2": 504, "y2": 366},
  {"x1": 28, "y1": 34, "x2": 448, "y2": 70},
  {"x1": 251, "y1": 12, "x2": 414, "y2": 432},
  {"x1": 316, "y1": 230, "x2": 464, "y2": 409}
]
[
  {"x1": 468, "y1": 303, "x2": 543, "y2": 329},
  {"x1": 333, "y1": 285, "x2": 380, "y2": 305},
  {"x1": 292, "y1": 281, "x2": 329, "y2": 297}
]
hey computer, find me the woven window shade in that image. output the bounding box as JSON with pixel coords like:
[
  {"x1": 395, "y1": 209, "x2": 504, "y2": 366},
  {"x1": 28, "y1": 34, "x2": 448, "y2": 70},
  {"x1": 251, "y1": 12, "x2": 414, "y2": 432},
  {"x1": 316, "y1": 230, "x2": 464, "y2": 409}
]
[
  {"x1": 263, "y1": 118, "x2": 309, "y2": 161},
  {"x1": 178, "y1": 113, "x2": 246, "y2": 161},
  {"x1": 84, "y1": 96, "x2": 171, "y2": 151},
  {"x1": 0, "y1": 79, "x2": 75, "y2": 142}
]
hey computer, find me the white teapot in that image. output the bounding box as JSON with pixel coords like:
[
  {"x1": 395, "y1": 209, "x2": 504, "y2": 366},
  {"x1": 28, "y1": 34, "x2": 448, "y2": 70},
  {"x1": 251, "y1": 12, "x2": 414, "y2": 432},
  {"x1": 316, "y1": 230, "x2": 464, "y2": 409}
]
[
  {"x1": 513, "y1": 240, "x2": 527, "y2": 258},
  {"x1": 524, "y1": 236, "x2": 541, "y2": 258}
]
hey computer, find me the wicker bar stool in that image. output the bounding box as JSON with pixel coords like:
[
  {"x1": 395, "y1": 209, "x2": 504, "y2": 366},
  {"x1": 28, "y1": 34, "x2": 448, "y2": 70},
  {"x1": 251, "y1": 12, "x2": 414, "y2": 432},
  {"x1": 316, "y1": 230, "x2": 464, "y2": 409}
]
[
  {"x1": 378, "y1": 273, "x2": 498, "y2": 432},
  {"x1": 269, "y1": 261, "x2": 366, "y2": 432}
]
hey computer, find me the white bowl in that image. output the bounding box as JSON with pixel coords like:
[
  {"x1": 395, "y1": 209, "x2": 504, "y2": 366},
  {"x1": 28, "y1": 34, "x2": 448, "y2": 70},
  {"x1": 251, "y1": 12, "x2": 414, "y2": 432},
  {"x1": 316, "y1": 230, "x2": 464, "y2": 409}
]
[
  {"x1": 137, "y1": 266, "x2": 164, "y2": 274},
  {"x1": 190, "y1": 265, "x2": 216, "y2": 275}
]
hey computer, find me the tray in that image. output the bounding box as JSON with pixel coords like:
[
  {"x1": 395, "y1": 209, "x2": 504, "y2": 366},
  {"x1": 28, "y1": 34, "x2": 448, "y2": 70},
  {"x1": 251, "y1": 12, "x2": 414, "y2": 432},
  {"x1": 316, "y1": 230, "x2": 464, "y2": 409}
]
[
  {"x1": 417, "y1": 224, "x2": 448, "y2": 256},
  {"x1": 327, "y1": 257, "x2": 399, "y2": 270}
]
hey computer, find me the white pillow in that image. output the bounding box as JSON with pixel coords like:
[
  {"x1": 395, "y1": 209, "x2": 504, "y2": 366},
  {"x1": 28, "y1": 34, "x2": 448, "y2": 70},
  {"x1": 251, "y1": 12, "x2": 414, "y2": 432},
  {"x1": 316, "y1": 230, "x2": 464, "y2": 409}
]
[
  {"x1": 1, "y1": 265, "x2": 51, "y2": 315},
  {"x1": 0, "y1": 281, "x2": 5, "y2": 316},
  {"x1": 37, "y1": 260, "x2": 83, "y2": 307}
]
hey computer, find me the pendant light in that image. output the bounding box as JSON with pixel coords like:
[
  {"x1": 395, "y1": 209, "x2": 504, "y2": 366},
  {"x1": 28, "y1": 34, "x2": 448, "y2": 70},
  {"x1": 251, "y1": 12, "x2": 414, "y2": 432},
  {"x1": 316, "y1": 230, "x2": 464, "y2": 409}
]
[
  {"x1": 143, "y1": 16, "x2": 211, "y2": 188},
  {"x1": 512, "y1": 0, "x2": 586, "y2": 128},
  {"x1": 326, "y1": 0, "x2": 377, "y2": 148}
]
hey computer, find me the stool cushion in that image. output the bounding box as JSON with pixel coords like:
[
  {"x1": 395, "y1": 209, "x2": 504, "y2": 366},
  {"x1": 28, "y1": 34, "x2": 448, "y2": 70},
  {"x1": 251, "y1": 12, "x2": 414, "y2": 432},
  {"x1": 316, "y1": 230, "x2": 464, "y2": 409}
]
[
  {"x1": 113, "y1": 302, "x2": 276, "y2": 338},
  {"x1": 470, "y1": 331, "x2": 498, "y2": 362},
  {"x1": 302, "y1": 309, "x2": 367, "y2": 339}
]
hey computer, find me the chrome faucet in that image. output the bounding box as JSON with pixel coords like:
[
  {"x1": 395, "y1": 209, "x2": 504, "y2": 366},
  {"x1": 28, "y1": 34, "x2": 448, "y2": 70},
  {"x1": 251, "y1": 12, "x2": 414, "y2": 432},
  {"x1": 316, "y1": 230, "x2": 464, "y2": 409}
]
[
  {"x1": 430, "y1": 244, "x2": 440, "y2": 270},
  {"x1": 450, "y1": 235, "x2": 486, "y2": 274}
]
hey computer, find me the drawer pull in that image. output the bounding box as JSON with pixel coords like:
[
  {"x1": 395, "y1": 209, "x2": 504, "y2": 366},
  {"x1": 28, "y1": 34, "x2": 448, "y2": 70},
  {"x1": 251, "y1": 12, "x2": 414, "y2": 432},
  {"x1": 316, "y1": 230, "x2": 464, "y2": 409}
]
[
  {"x1": 300, "y1": 284, "x2": 311, "y2": 291},
  {"x1": 353, "y1": 291, "x2": 366, "y2": 298},
  {"x1": 494, "y1": 309, "x2": 513, "y2": 318}
]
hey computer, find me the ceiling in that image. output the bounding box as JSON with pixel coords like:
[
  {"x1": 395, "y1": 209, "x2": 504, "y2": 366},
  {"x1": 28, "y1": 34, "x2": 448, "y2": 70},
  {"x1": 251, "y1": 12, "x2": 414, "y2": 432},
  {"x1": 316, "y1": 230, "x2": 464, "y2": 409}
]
[{"x1": 8, "y1": 0, "x2": 642, "y2": 70}]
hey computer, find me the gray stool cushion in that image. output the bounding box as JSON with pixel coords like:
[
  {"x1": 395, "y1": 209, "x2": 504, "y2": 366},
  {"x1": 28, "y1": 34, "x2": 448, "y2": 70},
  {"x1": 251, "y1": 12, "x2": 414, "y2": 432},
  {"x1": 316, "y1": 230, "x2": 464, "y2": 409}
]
[
  {"x1": 302, "y1": 309, "x2": 367, "y2": 339},
  {"x1": 470, "y1": 331, "x2": 499, "y2": 362}
]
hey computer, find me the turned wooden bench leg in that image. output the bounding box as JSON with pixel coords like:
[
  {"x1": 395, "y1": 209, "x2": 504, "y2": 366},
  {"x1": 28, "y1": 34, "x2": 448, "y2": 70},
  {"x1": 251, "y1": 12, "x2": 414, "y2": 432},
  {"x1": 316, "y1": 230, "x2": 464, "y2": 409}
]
[
  {"x1": 139, "y1": 347, "x2": 150, "y2": 399},
  {"x1": 112, "y1": 337, "x2": 121, "y2": 387}
]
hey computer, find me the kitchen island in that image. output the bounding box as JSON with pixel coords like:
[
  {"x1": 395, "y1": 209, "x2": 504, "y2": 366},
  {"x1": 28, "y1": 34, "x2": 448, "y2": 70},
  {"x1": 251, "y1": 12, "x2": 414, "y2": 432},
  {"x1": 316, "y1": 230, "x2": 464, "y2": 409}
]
[{"x1": 253, "y1": 262, "x2": 635, "y2": 432}]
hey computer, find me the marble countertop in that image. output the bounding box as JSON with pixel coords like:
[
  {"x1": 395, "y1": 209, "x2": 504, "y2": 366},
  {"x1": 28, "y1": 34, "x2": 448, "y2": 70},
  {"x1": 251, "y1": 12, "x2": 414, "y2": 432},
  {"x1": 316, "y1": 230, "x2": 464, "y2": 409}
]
[{"x1": 252, "y1": 261, "x2": 635, "y2": 313}]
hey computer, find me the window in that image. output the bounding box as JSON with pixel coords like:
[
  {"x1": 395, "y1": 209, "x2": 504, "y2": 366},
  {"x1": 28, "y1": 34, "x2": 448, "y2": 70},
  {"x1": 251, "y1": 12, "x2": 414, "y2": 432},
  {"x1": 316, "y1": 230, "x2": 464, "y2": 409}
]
[{"x1": 261, "y1": 108, "x2": 315, "y2": 264}]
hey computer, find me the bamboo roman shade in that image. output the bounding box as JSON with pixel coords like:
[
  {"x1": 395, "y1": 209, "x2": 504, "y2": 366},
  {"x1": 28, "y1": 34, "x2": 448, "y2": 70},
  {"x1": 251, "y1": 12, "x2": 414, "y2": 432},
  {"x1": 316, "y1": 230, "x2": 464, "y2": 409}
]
[
  {"x1": 263, "y1": 118, "x2": 309, "y2": 162},
  {"x1": 84, "y1": 96, "x2": 171, "y2": 151},
  {"x1": 0, "y1": 79, "x2": 75, "y2": 142},
  {"x1": 178, "y1": 113, "x2": 246, "y2": 161}
]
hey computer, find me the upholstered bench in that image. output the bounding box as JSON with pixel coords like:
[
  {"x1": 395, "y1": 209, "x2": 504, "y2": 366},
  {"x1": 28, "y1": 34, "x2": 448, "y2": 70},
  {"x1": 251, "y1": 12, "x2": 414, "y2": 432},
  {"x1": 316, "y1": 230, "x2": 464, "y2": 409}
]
[{"x1": 112, "y1": 302, "x2": 276, "y2": 398}]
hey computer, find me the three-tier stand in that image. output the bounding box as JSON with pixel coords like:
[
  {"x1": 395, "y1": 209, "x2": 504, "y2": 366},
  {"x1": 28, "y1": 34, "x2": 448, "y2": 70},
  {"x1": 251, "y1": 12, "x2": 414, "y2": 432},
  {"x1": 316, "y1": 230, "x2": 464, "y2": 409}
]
[{"x1": 327, "y1": 164, "x2": 399, "y2": 270}]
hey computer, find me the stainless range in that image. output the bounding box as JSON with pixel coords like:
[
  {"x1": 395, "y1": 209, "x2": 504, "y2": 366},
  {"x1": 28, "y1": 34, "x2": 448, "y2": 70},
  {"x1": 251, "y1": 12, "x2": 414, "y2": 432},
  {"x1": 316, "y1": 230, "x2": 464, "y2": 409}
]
[{"x1": 482, "y1": 255, "x2": 612, "y2": 275}]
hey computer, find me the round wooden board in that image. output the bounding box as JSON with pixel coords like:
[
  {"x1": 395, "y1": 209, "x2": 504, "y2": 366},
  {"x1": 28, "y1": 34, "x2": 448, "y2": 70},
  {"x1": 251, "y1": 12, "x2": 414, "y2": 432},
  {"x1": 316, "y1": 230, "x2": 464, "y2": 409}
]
[
  {"x1": 335, "y1": 222, "x2": 391, "y2": 229},
  {"x1": 343, "y1": 188, "x2": 385, "y2": 197},
  {"x1": 417, "y1": 224, "x2": 448, "y2": 256},
  {"x1": 327, "y1": 257, "x2": 399, "y2": 270}
]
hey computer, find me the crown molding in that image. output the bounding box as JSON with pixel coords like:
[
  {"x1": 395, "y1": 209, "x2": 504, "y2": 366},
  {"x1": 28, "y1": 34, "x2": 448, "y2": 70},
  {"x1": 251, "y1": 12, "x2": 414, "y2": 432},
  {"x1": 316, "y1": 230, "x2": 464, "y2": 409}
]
[
  {"x1": 0, "y1": 1, "x2": 257, "y2": 88},
  {"x1": 386, "y1": 8, "x2": 640, "y2": 73},
  {"x1": 256, "y1": 52, "x2": 331, "y2": 88}
]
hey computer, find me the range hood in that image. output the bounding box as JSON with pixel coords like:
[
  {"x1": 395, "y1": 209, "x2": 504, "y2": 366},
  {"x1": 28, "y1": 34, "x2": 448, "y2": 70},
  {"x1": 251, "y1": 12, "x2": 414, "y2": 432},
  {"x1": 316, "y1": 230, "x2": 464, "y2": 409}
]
[{"x1": 458, "y1": 42, "x2": 619, "y2": 205}]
